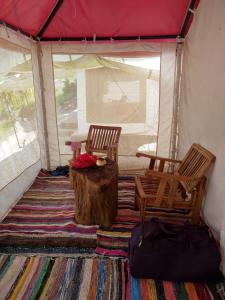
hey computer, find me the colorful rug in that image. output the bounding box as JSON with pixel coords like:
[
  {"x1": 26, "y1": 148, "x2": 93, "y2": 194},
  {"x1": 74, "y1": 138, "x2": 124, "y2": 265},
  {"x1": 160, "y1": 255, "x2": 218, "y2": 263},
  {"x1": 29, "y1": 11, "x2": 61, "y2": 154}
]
[
  {"x1": 96, "y1": 176, "x2": 139, "y2": 257},
  {"x1": 0, "y1": 175, "x2": 97, "y2": 249},
  {"x1": 0, "y1": 174, "x2": 138, "y2": 254},
  {"x1": 0, "y1": 255, "x2": 224, "y2": 300}
]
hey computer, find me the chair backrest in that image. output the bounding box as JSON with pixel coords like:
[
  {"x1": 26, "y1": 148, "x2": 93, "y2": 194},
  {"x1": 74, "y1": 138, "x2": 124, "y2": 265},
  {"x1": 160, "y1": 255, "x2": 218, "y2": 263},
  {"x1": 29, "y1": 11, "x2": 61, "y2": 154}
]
[
  {"x1": 177, "y1": 143, "x2": 216, "y2": 192},
  {"x1": 86, "y1": 125, "x2": 121, "y2": 152}
]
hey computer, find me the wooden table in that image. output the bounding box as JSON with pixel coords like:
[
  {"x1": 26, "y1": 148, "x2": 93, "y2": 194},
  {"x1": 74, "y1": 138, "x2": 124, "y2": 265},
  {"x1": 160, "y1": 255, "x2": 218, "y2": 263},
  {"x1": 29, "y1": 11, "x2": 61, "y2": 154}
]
[{"x1": 71, "y1": 160, "x2": 118, "y2": 227}]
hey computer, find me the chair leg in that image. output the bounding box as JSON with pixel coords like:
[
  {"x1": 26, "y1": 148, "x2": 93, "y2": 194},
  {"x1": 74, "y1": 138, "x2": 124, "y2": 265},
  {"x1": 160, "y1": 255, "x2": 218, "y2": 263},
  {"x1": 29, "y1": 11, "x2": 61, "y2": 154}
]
[
  {"x1": 115, "y1": 150, "x2": 118, "y2": 163},
  {"x1": 134, "y1": 186, "x2": 140, "y2": 210},
  {"x1": 140, "y1": 198, "x2": 146, "y2": 222},
  {"x1": 192, "y1": 178, "x2": 206, "y2": 224}
]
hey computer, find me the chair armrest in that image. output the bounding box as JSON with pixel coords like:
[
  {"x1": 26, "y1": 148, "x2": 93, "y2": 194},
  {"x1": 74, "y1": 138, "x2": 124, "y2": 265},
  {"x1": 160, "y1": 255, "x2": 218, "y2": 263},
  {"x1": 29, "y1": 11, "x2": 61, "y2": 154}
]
[
  {"x1": 136, "y1": 152, "x2": 182, "y2": 164},
  {"x1": 136, "y1": 152, "x2": 182, "y2": 172},
  {"x1": 65, "y1": 140, "x2": 87, "y2": 146},
  {"x1": 65, "y1": 140, "x2": 87, "y2": 159}
]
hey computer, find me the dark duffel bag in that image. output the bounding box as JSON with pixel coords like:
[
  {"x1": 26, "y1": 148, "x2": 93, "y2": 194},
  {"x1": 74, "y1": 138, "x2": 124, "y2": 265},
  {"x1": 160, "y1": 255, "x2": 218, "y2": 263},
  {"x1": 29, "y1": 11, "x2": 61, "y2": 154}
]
[{"x1": 129, "y1": 218, "x2": 223, "y2": 282}]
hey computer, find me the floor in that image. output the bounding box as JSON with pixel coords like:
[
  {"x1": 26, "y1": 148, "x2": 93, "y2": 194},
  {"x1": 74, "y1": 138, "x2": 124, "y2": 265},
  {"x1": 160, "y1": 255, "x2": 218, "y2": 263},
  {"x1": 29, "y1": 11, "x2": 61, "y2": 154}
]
[{"x1": 0, "y1": 173, "x2": 224, "y2": 299}]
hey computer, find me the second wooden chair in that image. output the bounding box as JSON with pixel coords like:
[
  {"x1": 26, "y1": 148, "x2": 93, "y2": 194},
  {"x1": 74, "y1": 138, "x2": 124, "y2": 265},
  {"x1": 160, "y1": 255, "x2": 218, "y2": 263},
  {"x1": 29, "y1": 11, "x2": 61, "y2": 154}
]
[{"x1": 135, "y1": 143, "x2": 216, "y2": 224}]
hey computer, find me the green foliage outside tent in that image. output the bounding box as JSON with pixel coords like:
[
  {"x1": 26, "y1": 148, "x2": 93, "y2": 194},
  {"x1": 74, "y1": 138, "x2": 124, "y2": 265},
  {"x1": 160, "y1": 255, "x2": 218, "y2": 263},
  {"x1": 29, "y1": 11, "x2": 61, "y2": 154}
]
[
  {"x1": 55, "y1": 78, "x2": 77, "y2": 107},
  {"x1": 0, "y1": 88, "x2": 35, "y2": 140},
  {"x1": 0, "y1": 78, "x2": 77, "y2": 140}
]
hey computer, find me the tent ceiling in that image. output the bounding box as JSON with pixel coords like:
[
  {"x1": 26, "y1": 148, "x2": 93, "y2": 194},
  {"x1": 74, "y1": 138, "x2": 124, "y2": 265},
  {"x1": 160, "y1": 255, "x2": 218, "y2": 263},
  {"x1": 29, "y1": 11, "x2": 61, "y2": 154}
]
[{"x1": 0, "y1": 0, "x2": 199, "y2": 42}]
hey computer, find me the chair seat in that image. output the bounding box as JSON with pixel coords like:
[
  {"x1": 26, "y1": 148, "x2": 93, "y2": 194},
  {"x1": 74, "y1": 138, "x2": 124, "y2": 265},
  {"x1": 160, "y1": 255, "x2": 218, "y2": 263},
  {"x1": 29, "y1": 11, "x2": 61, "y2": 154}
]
[{"x1": 136, "y1": 176, "x2": 191, "y2": 208}]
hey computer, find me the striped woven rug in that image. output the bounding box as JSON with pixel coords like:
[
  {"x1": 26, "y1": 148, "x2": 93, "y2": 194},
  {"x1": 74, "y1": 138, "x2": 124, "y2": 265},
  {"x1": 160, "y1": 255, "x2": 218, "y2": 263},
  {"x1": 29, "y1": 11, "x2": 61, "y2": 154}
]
[
  {"x1": 0, "y1": 175, "x2": 97, "y2": 249},
  {"x1": 0, "y1": 255, "x2": 224, "y2": 300},
  {"x1": 0, "y1": 175, "x2": 137, "y2": 253},
  {"x1": 96, "y1": 176, "x2": 139, "y2": 257}
]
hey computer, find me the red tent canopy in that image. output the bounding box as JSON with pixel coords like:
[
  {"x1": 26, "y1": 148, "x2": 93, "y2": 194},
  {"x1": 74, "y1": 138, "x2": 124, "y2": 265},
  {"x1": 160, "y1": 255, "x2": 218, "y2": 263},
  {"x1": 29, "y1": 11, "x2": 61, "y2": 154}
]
[{"x1": 0, "y1": 0, "x2": 200, "y2": 42}]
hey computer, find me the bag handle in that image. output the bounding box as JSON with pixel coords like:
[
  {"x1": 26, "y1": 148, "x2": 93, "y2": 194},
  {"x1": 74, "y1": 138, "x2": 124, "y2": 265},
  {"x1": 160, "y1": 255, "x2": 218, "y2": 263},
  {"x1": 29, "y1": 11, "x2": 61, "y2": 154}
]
[{"x1": 138, "y1": 218, "x2": 185, "y2": 247}]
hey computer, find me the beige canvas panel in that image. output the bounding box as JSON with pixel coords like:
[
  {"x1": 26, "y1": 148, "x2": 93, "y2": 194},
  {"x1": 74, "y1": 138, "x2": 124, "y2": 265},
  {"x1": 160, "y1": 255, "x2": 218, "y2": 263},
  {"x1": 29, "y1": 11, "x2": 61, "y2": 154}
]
[{"x1": 178, "y1": 0, "x2": 225, "y2": 270}]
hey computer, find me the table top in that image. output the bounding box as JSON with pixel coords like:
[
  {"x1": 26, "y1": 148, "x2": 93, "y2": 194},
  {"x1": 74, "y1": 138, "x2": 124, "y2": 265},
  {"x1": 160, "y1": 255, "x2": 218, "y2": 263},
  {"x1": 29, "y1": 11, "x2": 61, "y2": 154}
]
[{"x1": 71, "y1": 159, "x2": 118, "y2": 184}]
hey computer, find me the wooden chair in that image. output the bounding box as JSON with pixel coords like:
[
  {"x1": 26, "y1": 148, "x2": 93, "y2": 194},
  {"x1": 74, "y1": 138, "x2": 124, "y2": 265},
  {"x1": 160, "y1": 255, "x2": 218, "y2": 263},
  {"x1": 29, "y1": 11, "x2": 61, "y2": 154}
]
[
  {"x1": 66, "y1": 125, "x2": 121, "y2": 186},
  {"x1": 135, "y1": 143, "x2": 216, "y2": 224}
]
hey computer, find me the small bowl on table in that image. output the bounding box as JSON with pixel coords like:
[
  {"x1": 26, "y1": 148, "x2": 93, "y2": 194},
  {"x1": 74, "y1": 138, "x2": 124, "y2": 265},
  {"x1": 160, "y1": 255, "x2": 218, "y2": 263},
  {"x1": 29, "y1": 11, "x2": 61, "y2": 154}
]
[{"x1": 96, "y1": 157, "x2": 107, "y2": 167}]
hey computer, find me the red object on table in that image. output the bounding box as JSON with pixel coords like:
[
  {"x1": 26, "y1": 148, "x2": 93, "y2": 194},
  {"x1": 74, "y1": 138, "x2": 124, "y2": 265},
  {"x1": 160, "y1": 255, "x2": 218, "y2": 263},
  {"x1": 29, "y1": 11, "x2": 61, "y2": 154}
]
[{"x1": 72, "y1": 153, "x2": 97, "y2": 169}]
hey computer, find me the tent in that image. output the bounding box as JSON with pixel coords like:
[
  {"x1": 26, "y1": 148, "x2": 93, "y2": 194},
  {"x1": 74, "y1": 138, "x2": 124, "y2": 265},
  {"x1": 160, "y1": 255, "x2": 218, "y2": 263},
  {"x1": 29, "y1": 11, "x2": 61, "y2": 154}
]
[
  {"x1": 0, "y1": 0, "x2": 225, "y2": 276},
  {"x1": 0, "y1": 0, "x2": 194, "y2": 41}
]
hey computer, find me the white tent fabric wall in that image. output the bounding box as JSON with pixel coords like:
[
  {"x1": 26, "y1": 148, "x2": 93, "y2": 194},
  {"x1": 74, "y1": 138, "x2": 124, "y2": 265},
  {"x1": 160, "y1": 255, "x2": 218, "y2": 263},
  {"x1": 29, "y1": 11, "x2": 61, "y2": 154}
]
[
  {"x1": 0, "y1": 45, "x2": 40, "y2": 189},
  {"x1": 41, "y1": 42, "x2": 177, "y2": 171},
  {"x1": 178, "y1": 0, "x2": 225, "y2": 271},
  {"x1": 31, "y1": 44, "x2": 49, "y2": 169},
  {"x1": 0, "y1": 162, "x2": 41, "y2": 222},
  {"x1": 157, "y1": 43, "x2": 176, "y2": 158},
  {"x1": 0, "y1": 28, "x2": 42, "y2": 219},
  {"x1": 40, "y1": 45, "x2": 59, "y2": 169}
]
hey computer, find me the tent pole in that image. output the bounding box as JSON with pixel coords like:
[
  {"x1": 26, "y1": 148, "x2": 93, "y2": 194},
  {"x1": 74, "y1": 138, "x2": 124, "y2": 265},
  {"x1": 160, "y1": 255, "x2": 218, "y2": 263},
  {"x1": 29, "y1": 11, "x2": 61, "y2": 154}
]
[
  {"x1": 0, "y1": 20, "x2": 35, "y2": 41},
  {"x1": 179, "y1": 0, "x2": 197, "y2": 38},
  {"x1": 39, "y1": 34, "x2": 177, "y2": 42},
  {"x1": 170, "y1": 42, "x2": 183, "y2": 160},
  {"x1": 37, "y1": 0, "x2": 64, "y2": 38},
  {"x1": 36, "y1": 44, "x2": 51, "y2": 169}
]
